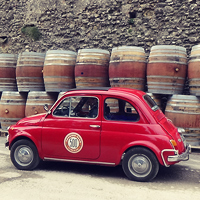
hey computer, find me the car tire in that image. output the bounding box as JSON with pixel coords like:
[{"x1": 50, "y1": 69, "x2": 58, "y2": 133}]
[
  {"x1": 10, "y1": 139, "x2": 40, "y2": 170},
  {"x1": 122, "y1": 147, "x2": 159, "y2": 182}
]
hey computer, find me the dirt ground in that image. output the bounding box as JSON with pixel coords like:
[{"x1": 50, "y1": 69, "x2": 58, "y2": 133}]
[{"x1": 0, "y1": 136, "x2": 200, "y2": 200}]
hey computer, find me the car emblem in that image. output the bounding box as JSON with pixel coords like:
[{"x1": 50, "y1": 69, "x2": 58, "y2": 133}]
[
  {"x1": 64, "y1": 132, "x2": 83, "y2": 153},
  {"x1": 178, "y1": 139, "x2": 182, "y2": 142}
]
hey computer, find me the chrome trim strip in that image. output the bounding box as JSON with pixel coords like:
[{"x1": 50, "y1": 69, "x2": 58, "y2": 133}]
[
  {"x1": 89, "y1": 125, "x2": 101, "y2": 128},
  {"x1": 44, "y1": 157, "x2": 116, "y2": 166},
  {"x1": 161, "y1": 144, "x2": 191, "y2": 167},
  {"x1": 161, "y1": 149, "x2": 177, "y2": 167}
]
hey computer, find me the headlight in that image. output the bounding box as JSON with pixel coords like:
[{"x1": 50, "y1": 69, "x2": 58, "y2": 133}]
[
  {"x1": 6, "y1": 134, "x2": 9, "y2": 142},
  {"x1": 7, "y1": 126, "x2": 10, "y2": 131},
  {"x1": 178, "y1": 128, "x2": 185, "y2": 134}
]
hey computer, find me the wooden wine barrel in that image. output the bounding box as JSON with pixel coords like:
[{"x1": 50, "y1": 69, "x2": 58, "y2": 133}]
[
  {"x1": 0, "y1": 54, "x2": 18, "y2": 91},
  {"x1": 0, "y1": 91, "x2": 26, "y2": 130},
  {"x1": 16, "y1": 52, "x2": 45, "y2": 92},
  {"x1": 188, "y1": 45, "x2": 200, "y2": 95},
  {"x1": 109, "y1": 46, "x2": 147, "y2": 90},
  {"x1": 165, "y1": 94, "x2": 200, "y2": 146},
  {"x1": 43, "y1": 50, "x2": 77, "y2": 92},
  {"x1": 183, "y1": 128, "x2": 200, "y2": 147},
  {"x1": 75, "y1": 49, "x2": 110, "y2": 88},
  {"x1": 25, "y1": 91, "x2": 57, "y2": 117},
  {"x1": 147, "y1": 45, "x2": 187, "y2": 94}
]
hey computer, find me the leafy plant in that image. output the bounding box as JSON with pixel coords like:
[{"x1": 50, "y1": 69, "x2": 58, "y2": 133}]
[
  {"x1": 128, "y1": 18, "x2": 134, "y2": 25},
  {"x1": 128, "y1": 29, "x2": 132, "y2": 33},
  {"x1": 21, "y1": 25, "x2": 40, "y2": 41}
]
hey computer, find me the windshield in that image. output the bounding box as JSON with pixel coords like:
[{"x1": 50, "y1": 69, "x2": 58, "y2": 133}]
[{"x1": 143, "y1": 95, "x2": 159, "y2": 111}]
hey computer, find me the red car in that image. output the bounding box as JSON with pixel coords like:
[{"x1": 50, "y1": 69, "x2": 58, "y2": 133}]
[{"x1": 5, "y1": 87, "x2": 191, "y2": 182}]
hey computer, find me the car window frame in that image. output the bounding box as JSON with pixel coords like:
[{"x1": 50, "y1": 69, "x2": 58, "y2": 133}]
[
  {"x1": 52, "y1": 95, "x2": 100, "y2": 119},
  {"x1": 103, "y1": 96, "x2": 140, "y2": 122}
]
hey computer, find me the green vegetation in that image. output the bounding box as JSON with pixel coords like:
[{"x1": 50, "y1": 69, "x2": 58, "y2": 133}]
[
  {"x1": 21, "y1": 25, "x2": 40, "y2": 41},
  {"x1": 128, "y1": 29, "x2": 132, "y2": 33},
  {"x1": 128, "y1": 18, "x2": 134, "y2": 25}
]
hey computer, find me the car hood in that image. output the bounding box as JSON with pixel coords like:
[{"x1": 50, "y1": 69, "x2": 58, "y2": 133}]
[{"x1": 16, "y1": 113, "x2": 47, "y2": 126}]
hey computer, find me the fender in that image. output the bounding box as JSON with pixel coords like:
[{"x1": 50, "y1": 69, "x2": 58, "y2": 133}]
[
  {"x1": 118, "y1": 140, "x2": 166, "y2": 166},
  {"x1": 9, "y1": 129, "x2": 43, "y2": 159}
]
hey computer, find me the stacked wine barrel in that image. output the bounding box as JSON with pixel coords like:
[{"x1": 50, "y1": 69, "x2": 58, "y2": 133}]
[
  {"x1": 0, "y1": 45, "x2": 200, "y2": 147},
  {"x1": 146, "y1": 45, "x2": 200, "y2": 147},
  {"x1": 75, "y1": 49, "x2": 110, "y2": 87},
  {"x1": 109, "y1": 46, "x2": 146, "y2": 91}
]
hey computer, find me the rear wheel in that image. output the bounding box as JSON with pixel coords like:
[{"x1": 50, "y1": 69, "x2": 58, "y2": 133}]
[
  {"x1": 10, "y1": 139, "x2": 40, "y2": 170},
  {"x1": 122, "y1": 147, "x2": 159, "y2": 182}
]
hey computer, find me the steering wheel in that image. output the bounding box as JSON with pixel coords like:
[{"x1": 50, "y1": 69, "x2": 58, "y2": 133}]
[{"x1": 61, "y1": 106, "x2": 69, "y2": 116}]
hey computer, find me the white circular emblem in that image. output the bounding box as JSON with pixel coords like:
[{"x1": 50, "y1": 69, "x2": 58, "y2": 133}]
[{"x1": 64, "y1": 132, "x2": 83, "y2": 153}]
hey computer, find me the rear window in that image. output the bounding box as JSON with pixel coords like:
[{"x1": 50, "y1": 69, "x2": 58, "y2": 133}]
[{"x1": 143, "y1": 95, "x2": 159, "y2": 111}]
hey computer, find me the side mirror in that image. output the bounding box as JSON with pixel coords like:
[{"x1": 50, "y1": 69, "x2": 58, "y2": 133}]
[{"x1": 44, "y1": 104, "x2": 49, "y2": 112}]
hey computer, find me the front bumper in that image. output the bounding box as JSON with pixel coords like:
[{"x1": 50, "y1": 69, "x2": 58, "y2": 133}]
[
  {"x1": 161, "y1": 144, "x2": 191, "y2": 167},
  {"x1": 5, "y1": 141, "x2": 9, "y2": 148},
  {"x1": 5, "y1": 134, "x2": 9, "y2": 149}
]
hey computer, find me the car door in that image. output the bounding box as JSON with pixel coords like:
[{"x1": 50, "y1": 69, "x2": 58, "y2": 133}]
[
  {"x1": 41, "y1": 95, "x2": 102, "y2": 160},
  {"x1": 100, "y1": 95, "x2": 150, "y2": 163}
]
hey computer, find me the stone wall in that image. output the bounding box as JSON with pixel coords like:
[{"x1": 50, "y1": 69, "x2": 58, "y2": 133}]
[{"x1": 0, "y1": 0, "x2": 200, "y2": 56}]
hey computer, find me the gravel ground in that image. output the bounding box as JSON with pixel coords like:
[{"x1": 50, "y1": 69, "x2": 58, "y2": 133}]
[{"x1": 0, "y1": 136, "x2": 200, "y2": 200}]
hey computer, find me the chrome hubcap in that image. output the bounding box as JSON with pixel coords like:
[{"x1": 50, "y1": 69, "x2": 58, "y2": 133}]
[
  {"x1": 14, "y1": 145, "x2": 33, "y2": 166},
  {"x1": 128, "y1": 154, "x2": 152, "y2": 177}
]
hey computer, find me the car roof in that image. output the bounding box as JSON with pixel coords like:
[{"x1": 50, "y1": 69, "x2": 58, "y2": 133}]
[{"x1": 65, "y1": 87, "x2": 146, "y2": 99}]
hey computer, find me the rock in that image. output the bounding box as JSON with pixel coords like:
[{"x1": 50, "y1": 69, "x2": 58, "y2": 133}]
[{"x1": 0, "y1": 0, "x2": 198, "y2": 55}]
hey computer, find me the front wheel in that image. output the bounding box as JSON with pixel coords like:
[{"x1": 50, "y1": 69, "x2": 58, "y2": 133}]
[
  {"x1": 122, "y1": 147, "x2": 159, "y2": 182},
  {"x1": 10, "y1": 139, "x2": 40, "y2": 170}
]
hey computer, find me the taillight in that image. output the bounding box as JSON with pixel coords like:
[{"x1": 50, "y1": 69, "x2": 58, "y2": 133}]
[{"x1": 170, "y1": 139, "x2": 177, "y2": 149}]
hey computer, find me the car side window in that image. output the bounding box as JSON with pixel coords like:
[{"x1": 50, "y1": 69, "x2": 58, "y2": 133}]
[
  {"x1": 53, "y1": 96, "x2": 99, "y2": 118},
  {"x1": 104, "y1": 98, "x2": 139, "y2": 121}
]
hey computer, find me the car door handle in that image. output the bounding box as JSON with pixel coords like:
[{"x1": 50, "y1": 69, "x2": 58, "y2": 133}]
[{"x1": 90, "y1": 125, "x2": 101, "y2": 128}]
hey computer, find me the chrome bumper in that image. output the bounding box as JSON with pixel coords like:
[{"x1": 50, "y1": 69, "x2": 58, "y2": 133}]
[
  {"x1": 168, "y1": 144, "x2": 191, "y2": 162},
  {"x1": 161, "y1": 144, "x2": 191, "y2": 167},
  {"x1": 5, "y1": 134, "x2": 9, "y2": 149},
  {"x1": 5, "y1": 141, "x2": 9, "y2": 148}
]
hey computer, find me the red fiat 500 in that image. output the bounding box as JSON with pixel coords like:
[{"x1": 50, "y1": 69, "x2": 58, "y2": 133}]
[{"x1": 6, "y1": 87, "x2": 191, "y2": 182}]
